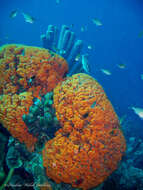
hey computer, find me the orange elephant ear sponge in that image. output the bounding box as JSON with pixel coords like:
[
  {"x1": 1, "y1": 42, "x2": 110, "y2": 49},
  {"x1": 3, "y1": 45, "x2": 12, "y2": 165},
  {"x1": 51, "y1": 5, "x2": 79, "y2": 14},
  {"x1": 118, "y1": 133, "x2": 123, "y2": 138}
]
[
  {"x1": 42, "y1": 73, "x2": 126, "y2": 190},
  {"x1": 0, "y1": 44, "x2": 68, "y2": 151}
]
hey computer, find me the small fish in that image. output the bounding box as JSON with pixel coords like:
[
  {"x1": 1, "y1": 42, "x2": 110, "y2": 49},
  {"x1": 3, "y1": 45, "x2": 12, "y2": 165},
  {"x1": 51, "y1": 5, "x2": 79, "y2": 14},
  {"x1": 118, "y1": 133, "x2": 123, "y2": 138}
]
[
  {"x1": 22, "y1": 12, "x2": 35, "y2": 24},
  {"x1": 59, "y1": 49, "x2": 66, "y2": 55},
  {"x1": 117, "y1": 63, "x2": 126, "y2": 69},
  {"x1": 87, "y1": 45, "x2": 92, "y2": 50},
  {"x1": 81, "y1": 26, "x2": 87, "y2": 32},
  {"x1": 138, "y1": 31, "x2": 143, "y2": 38},
  {"x1": 119, "y1": 115, "x2": 127, "y2": 125},
  {"x1": 81, "y1": 54, "x2": 89, "y2": 73},
  {"x1": 52, "y1": 46, "x2": 66, "y2": 55},
  {"x1": 141, "y1": 74, "x2": 143, "y2": 80},
  {"x1": 100, "y1": 69, "x2": 111, "y2": 75},
  {"x1": 92, "y1": 18, "x2": 103, "y2": 26},
  {"x1": 81, "y1": 26, "x2": 85, "y2": 32},
  {"x1": 131, "y1": 107, "x2": 143, "y2": 119},
  {"x1": 75, "y1": 54, "x2": 80, "y2": 61},
  {"x1": 9, "y1": 10, "x2": 18, "y2": 18}
]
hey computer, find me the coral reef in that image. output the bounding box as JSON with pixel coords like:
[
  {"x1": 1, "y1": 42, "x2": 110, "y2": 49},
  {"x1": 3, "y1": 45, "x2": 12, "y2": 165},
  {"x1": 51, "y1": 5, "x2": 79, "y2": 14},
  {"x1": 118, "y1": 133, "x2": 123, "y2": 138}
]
[
  {"x1": 0, "y1": 42, "x2": 127, "y2": 189},
  {"x1": 2, "y1": 136, "x2": 52, "y2": 190},
  {"x1": 99, "y1": 137, "x2": 143, "y2": 190},
  {"x1": 4, "y1": 135, "x2": 143, "y2": 190},
  {"x1": 42, "y1": 73, "x2": 126, "y2": 190},
  {"x1": 0, "y1": 44, "x2": 68, "y2": 151}
]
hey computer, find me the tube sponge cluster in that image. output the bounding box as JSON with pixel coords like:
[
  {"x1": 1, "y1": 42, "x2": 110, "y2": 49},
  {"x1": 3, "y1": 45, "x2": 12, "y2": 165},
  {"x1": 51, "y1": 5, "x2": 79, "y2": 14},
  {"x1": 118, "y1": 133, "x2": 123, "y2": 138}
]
[
  {"x1": 42, "y1": 73, "x2": 126, "y2": 190},
  {"x1": 0, "y1": 44, "x2": 68, "y2": 151},
  {"x1": 41, "y1": 25, "x2": 83, "y2": 71}
]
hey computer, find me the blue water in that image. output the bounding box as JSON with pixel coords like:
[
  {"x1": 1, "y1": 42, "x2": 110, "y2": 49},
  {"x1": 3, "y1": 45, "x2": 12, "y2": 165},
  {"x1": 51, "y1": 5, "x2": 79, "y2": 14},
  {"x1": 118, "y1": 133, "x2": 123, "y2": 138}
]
[
  {"x1": 0, "y1": 0, "x2": 143, "y2": 154},
  {"x1": 1, "y1": 1, "x2": 143, "y2": 189}
]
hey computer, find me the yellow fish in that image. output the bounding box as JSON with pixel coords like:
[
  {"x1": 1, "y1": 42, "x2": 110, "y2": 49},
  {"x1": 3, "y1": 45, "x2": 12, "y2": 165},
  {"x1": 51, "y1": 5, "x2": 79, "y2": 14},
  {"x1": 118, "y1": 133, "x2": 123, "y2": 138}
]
[
  {"x1": 101, "y1": 69, "x2": 111, "y2": 75},
  {"x1": 131, "y1": 107, "x2": 143, "y2": 119},
  {"x1": 92, "y1": 18, "x2": 103, "y2": 26},
  {"x1": 117, "y1": 63, "x2": 126, "y2": 69},
  {"x1": 10, "y1": 10, "x2": 18, "y2": 18},
  {"x1": 22, "y1": 12, "x2": 35, "y2": 24}
]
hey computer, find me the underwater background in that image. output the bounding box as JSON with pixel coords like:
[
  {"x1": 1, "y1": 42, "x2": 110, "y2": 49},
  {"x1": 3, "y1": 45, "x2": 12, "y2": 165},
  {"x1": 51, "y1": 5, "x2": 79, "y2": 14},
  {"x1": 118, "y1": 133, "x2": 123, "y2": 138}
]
[{"x1": 0, "y1": 0, "x2": 143, "y2": 190}]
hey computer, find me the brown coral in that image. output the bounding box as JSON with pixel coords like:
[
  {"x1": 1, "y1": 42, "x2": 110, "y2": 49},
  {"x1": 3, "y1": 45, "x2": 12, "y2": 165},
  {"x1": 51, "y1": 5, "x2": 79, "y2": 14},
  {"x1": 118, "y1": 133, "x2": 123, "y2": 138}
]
[
  {"x1": 0, "y1": 44, "x2": 68, "y2": 151},
  {"x1": 42, "y1": 73, "x2": 126, "y2": 189}
]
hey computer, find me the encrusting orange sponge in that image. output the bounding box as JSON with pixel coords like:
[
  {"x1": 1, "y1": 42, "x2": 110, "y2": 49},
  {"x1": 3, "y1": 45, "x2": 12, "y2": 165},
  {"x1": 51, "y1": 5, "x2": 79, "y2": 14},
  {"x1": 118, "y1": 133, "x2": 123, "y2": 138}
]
[
  {"x1": 42, "y1": 73, "x2": 126, "y2": 189},
  {"x1": 0, "y1": 44, "x2": 68, "y2": 151}
]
